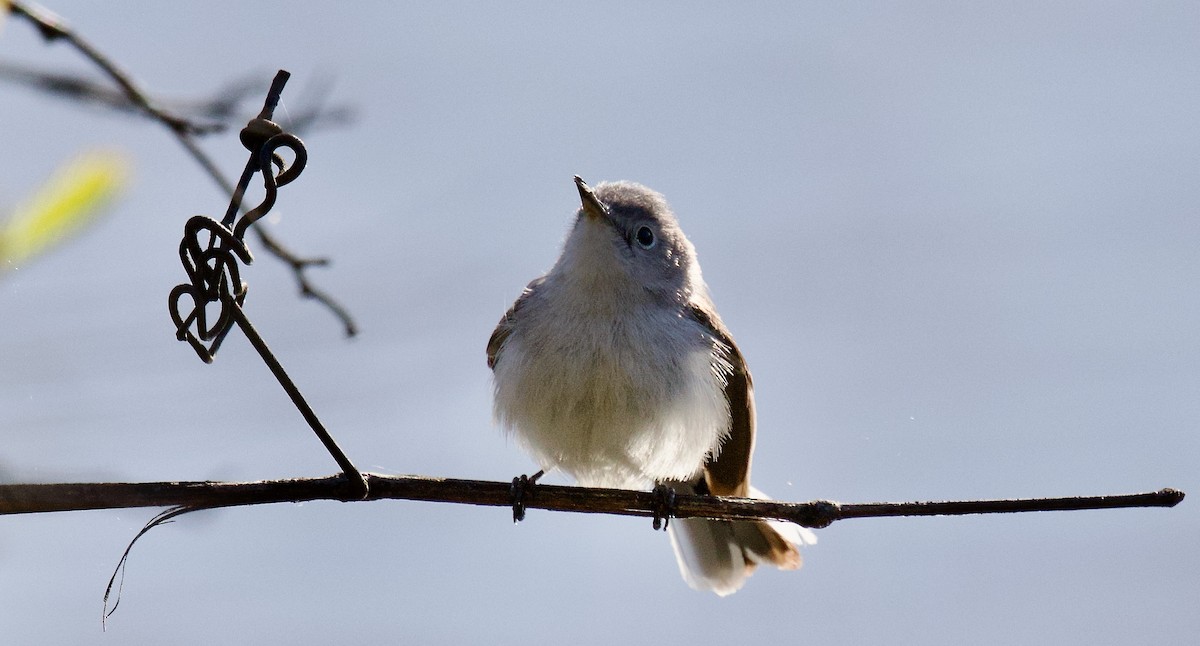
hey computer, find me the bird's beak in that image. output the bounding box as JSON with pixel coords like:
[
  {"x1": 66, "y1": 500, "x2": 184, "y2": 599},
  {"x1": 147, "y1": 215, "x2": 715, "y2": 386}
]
[{"x1": 575, "y1": 175, "x2": 609, "y2": 223}]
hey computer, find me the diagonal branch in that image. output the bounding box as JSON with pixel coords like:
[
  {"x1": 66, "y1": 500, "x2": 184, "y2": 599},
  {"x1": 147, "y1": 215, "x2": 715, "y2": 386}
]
[
  {"x1": 6, "y1": 0, "x2": 357, "y2": 336},
  {"x1": 0, "y1": 474, "x2": 1184, "y2": 528},
  {"x1": 6, "y1": 2, "x2": 219, "y2": 136}
]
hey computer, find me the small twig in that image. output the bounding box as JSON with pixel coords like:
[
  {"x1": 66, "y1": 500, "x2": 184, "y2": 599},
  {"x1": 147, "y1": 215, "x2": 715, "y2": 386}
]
[
  {"x1": 7, "y1": 0, "x2": 357, "y2": 336},
  {"x1": 0, "y1": 475, "x2": 1183, "y2": 527}
]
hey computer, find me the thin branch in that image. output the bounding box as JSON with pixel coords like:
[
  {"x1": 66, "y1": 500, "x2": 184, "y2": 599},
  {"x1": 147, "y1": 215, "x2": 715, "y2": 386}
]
[
  {"x1": 0, "y1": 62, "x2": 356, "y2": 132},
  {"x1": 7, "y1": 2, "x2": 213, "y2": 135},
  {"x1": 0, "y1": 475, "x2": 1183, "y2": 528},
  {"x1": 6, "y1": 0, "x2": 357, "y2": 337}
]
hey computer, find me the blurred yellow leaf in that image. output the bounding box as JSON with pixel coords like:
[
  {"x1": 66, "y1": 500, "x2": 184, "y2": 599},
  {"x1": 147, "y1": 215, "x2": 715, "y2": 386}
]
[{"x1": 0, "y1": 149, "x2": 131, "y2": 271}]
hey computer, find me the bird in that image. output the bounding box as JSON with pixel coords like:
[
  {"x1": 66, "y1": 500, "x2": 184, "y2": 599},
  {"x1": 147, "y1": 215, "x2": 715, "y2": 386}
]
[{"x1": 487, "y1": 176, "x2": 815, "y2": 595}]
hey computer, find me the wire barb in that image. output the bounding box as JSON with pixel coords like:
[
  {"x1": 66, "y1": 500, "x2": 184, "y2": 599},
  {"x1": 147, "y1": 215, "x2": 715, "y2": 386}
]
[
  {"x1": 509, "y1": 470, "x2": 544, "y2": 523},
  {"x1": 650, "y1": 484, "x2": 677, "y2": 531}
]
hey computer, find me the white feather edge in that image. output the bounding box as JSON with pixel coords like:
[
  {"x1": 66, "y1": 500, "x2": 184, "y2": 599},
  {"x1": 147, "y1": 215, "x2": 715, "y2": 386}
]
[{"x1": 748, "y1": 486, "x2": 819, "y2": 547}]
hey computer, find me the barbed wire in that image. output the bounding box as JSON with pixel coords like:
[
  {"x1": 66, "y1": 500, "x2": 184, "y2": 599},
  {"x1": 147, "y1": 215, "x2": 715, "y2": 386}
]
[{"x1": 0, "y1": 474, "x2": 1181, "y2": 524}]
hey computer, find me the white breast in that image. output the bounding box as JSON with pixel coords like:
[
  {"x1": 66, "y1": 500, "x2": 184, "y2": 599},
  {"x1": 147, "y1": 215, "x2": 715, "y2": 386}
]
[{"x1": 492, "y1": 291, "x2": 732, "y2": 490}]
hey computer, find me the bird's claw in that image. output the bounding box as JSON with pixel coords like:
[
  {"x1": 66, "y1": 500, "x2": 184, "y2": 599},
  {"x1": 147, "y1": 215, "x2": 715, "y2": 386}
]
[
  {"x1": 509, "y1": 470, "x2": 543, "y2": 523},
  {"x1": 651, "y1": 484, "x2": 677, "y2": 531}
]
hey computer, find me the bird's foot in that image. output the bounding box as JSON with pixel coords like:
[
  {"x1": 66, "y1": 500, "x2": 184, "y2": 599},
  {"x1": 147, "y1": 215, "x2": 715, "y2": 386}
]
[
  {"x1": 509, "y1": 470, "x2": 544, "y2": 523},
  {"x1": 651, "y1": 484, "x2": 677, "y2": 531}
]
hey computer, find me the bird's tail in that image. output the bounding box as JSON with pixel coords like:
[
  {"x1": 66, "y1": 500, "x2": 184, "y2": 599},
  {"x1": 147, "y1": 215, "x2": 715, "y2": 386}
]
[{"x1": 666, "y1": 486, "x2": 817, "y2": 596}]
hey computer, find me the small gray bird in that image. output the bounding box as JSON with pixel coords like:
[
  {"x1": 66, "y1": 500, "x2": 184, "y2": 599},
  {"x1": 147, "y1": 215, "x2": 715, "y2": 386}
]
[{"x1": 488, "y1": 176, "x2": 815, "y2": 595}]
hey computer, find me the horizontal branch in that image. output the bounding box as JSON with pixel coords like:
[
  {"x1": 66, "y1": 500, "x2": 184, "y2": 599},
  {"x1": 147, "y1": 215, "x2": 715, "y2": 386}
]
[{"x1": 0, "y1": 473, "x2": 1183, "y2": 528}]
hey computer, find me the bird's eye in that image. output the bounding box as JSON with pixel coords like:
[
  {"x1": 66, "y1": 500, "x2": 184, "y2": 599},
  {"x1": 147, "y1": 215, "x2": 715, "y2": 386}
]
[{"x1": 634, "y1": 226, "x2": 656, "y2": 249}]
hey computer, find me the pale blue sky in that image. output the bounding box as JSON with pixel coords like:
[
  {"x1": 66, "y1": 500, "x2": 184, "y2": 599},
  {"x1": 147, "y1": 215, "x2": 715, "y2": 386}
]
[{"x1": 1, "y1": 2, "x2": 1197, "y2": 643}]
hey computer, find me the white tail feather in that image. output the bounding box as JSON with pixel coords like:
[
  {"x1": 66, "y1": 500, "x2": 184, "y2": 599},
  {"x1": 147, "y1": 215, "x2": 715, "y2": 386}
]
[{"x1": 666, "y1": 487, "x2": 817, "y2": 595}]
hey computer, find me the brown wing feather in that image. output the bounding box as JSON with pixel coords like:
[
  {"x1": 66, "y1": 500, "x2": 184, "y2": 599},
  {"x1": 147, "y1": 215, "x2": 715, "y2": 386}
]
[
  {"x1": 687, "y1": 303, "x2": 754, "y2": 497},
  {"x1": 486, "y1": 316, "x2": 512, "y2": 371},
  {"x1": 487, "y1": 278, "x2": 542, "y2": 370}
]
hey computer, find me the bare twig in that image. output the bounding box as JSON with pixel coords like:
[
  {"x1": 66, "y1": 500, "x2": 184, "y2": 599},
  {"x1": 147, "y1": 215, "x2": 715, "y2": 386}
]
[
  {"x1": 6, "y1": 0, "x2": 357, "y2": 336},
  {"x1": 0, "y1": 475, "x2": 1183, "y2": 527},
  {"x1": 6, "y1": 2, "x2": 216, "y2": 135},
  {"x1": 0, "y1": 62, "x2": 356, "y2": 132}
]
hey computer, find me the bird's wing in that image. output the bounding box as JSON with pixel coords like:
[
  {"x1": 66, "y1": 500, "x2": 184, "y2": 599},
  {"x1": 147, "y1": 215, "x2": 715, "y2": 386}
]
[
  {"x1": 486, "y1": 277, "x2": 543, "y2": 370},
  {"x1": 684, "y1": 304, "x2": 803, "y2": 572},
  {"x1": 687, "y1": 303, "x2": 755, "y2": 498}
]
